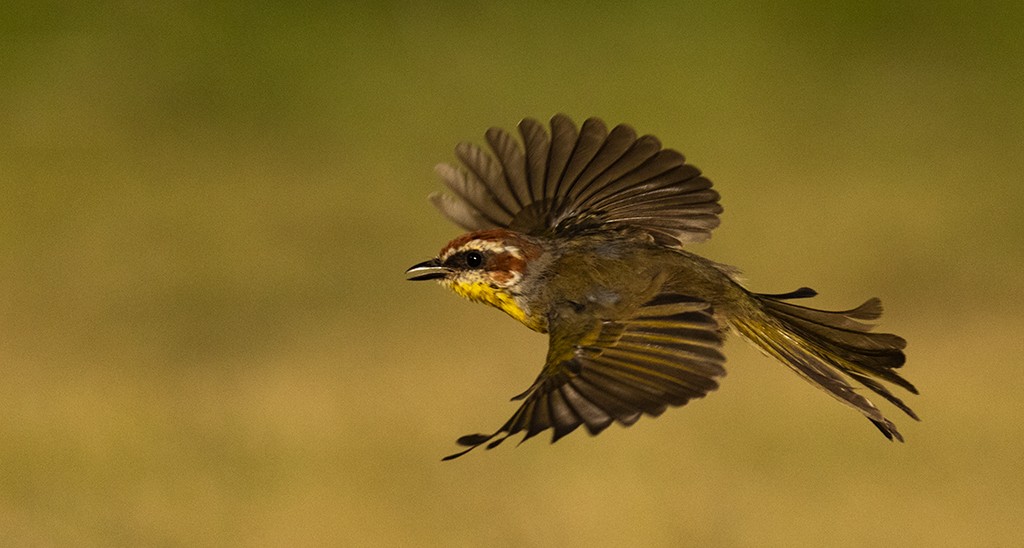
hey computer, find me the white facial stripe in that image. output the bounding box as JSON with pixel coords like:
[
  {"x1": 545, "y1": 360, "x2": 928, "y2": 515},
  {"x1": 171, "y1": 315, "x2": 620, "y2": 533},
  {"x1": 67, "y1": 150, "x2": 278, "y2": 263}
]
[{"x1": 441, "y1": 240, "x2": 522, "y2": 261}]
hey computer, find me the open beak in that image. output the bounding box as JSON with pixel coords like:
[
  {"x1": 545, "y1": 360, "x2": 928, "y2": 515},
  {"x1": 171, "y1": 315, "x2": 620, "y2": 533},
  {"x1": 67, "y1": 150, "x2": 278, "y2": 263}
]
[{"x1": 406, "y1": 258, "x2": 448, "y2": 281}]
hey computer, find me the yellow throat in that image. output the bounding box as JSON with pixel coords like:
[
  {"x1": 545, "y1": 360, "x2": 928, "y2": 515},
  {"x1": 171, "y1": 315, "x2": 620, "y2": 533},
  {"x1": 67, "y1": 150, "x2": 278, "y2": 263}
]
[{"x1": 445, "y1": 280, "x2": 542, "y2": 331}]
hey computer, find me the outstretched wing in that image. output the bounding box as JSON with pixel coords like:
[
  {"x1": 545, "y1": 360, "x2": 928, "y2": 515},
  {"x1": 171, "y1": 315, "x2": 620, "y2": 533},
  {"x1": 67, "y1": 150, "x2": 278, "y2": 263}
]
[
  {"x1": 443, "y1": 293, "x2": 726, "y2": 460},
  {"x1": 431, "y1": 114, "x2": 723, "y2": 248}
]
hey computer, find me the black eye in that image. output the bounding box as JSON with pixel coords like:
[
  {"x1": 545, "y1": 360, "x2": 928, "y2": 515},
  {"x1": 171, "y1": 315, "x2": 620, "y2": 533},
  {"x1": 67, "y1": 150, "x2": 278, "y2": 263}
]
[{"x1": 465, "y1": 251, "x2": 484, "y2": 268}]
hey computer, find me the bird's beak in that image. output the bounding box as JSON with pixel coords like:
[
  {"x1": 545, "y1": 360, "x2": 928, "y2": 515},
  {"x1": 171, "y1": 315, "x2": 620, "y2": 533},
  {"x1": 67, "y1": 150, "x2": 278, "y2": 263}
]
[{"x1": 406, "y1": 258, "x2": 448, "y2": 281}]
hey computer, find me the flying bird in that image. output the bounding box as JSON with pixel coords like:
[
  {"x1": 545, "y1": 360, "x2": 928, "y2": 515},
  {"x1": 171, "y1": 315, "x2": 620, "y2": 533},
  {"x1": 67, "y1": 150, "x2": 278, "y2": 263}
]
[{"x1": 407, "y1": 114, "x2": 918, "y2": 460}]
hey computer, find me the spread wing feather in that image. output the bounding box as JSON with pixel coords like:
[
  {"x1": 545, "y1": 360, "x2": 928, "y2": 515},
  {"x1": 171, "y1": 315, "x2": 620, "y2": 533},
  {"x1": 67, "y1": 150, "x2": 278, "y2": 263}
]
[
  {"x1": 431, "y1": 114, "x2": 723, "y2": 247},
  {"x1": 442, "y1": 293, "x2": 726, "y2": 460},
  {"x1": 517, "y1": 117, "x2": 550, "y2": 204}
]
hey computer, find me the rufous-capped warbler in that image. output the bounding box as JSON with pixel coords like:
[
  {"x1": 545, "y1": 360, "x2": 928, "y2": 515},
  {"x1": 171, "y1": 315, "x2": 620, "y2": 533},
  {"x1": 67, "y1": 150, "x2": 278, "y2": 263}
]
[{"x1": 407, "y1": 114, "x2": 917, "y2": 460}]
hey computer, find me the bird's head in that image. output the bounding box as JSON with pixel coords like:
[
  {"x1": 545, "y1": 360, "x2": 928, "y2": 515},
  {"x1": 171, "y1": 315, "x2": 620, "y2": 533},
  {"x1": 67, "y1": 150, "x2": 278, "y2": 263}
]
[{"x1": 406, "y1": 229, "x2": 546, "y2": 331}]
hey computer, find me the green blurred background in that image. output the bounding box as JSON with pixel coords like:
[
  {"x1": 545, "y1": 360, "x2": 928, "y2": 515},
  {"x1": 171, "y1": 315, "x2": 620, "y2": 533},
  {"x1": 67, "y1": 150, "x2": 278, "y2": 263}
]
[{"x1": 2, "y1": 2, "x2": 1022, "y2": 546}]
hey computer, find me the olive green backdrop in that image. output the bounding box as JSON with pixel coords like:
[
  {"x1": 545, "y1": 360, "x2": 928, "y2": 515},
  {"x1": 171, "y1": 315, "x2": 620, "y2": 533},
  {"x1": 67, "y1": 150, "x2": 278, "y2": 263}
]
[{"x1": 2, "y1": 2, "x2": 1022, "y2": 546}]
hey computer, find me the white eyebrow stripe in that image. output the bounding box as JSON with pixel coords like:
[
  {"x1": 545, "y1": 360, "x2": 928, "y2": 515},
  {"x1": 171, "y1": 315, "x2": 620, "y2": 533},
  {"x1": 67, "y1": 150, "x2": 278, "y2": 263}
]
[{"x1": 442, "y1": 240, "x2": 522, "y2": 261}]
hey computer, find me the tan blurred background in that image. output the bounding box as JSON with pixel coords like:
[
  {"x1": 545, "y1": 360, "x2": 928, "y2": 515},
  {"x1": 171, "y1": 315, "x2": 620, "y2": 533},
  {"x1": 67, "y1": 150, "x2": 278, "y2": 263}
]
[{"x1": 2, "y1": 2, "x2": 1022, "y2": 546}]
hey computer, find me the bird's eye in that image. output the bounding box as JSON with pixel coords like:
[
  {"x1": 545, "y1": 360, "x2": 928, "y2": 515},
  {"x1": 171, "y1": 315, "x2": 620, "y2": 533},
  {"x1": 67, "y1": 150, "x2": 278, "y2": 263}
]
[{"x1": 465, "y1": 251, "x2": 484, "y2": 268}]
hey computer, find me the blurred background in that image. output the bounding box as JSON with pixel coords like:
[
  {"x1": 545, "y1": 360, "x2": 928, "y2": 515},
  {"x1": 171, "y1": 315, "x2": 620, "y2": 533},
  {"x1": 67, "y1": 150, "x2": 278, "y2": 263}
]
[{"x1": 2, "y1": 2, "x2": 1022, "y2": 546}]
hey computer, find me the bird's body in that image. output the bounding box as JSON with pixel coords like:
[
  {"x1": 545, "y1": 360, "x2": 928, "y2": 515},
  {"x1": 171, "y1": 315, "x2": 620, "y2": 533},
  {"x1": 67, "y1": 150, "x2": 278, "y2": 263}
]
[
  {"x1": 408, "y1": 115, "x2": 918, "y2": 460},
  {"x1": 450, "y1": 230, "x2": 740, "y2": 333}
]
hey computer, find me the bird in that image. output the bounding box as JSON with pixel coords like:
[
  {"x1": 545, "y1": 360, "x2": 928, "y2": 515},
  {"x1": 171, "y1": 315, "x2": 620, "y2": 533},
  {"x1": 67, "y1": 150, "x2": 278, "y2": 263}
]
[{"x1": 406, "y1": 114, "x2": 918, "y2": 460}]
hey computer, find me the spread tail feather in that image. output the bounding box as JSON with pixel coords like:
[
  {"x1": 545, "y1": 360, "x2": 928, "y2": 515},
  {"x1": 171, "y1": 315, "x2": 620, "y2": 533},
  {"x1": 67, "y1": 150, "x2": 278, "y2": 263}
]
[{"x1": 731, "y1": 288, "x2": 918, "y2": 441}]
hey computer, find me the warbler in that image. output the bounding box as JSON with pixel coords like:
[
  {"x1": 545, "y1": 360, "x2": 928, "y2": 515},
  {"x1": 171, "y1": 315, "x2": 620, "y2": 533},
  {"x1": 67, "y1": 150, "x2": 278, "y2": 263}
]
[{"x1": 407, "y1": 114, "x2": 918, "y2": 460}]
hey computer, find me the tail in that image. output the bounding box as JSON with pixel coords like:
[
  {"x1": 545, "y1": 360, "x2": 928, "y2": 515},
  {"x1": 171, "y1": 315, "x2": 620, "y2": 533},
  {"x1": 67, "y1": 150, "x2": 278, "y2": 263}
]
[{"x1": 730, "y1": 287, "x2": 919, "y2": 441}]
